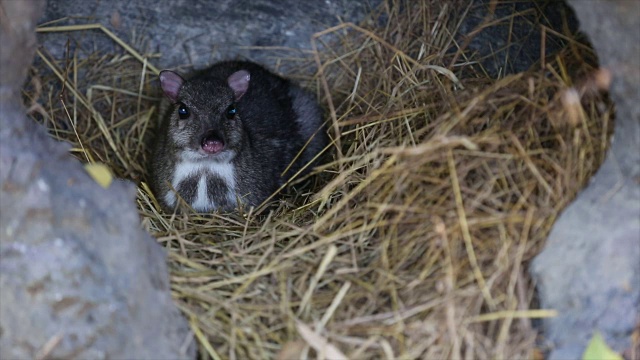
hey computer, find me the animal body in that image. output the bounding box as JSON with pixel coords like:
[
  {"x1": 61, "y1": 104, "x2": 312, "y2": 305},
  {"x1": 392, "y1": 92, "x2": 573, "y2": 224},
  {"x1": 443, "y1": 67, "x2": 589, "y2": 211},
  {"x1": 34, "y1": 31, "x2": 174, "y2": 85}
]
[{"x1": 149, "y1": 60, "x2": 328, "y2": 212}]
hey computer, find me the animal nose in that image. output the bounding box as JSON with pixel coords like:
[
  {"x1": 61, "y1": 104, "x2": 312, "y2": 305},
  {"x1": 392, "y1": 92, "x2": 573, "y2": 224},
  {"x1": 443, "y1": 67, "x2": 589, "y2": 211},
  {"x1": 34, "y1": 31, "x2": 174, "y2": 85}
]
[{"x1": 201, "y1": 130, "x2": 225, "y2": 154}]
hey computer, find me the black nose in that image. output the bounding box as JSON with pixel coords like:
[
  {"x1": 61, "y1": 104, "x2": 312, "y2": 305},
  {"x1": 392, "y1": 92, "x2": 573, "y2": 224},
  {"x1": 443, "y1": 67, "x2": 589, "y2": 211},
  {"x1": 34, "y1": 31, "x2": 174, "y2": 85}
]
[{"x1": 201, "y1": 130, "x2": 225, "y2": 154}]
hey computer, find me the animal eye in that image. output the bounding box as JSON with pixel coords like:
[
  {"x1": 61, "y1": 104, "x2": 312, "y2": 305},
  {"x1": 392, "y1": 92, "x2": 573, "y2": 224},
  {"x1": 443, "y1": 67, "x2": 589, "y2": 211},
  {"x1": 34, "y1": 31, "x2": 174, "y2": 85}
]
[
  {"x1": 226, "y1": 104, "x2": 237, "y2": 119},
  {"x1": 177, "y1": 102, "x2": 190, "y2": 120}
]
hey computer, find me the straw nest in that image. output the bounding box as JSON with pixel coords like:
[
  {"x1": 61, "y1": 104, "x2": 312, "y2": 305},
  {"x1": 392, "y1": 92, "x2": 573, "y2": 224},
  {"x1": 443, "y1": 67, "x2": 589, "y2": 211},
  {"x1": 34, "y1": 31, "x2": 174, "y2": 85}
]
[{"x1": 27, "y1": 1, "x2": 612, "y2": 359}]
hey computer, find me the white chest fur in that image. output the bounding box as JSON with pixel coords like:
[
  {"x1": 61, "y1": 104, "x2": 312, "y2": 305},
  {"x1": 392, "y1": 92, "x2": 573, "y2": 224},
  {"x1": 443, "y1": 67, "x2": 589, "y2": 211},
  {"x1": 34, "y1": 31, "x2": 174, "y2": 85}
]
[{"x1": 164, "y1": 158, "x2": 237, "y2": 211}]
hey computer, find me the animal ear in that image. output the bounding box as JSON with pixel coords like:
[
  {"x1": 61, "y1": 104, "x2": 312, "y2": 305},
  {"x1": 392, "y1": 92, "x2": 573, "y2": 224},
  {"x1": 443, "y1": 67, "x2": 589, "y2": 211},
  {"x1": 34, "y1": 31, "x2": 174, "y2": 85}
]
[
  {"x1": 159, "y1": 70, "x2": 184, "y2": 102},
  {"x1": 227, "y1": 70, "x2": 250, "y2": 100}
]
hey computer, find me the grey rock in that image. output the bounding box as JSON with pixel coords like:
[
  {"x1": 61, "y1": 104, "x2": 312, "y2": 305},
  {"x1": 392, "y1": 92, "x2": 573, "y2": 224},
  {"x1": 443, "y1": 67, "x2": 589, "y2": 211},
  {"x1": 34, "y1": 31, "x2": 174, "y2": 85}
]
[
  {"x1": 1, "y1": 113, "x2": 195, "y2": 359},
  {"x1": 531, "y1": 0, "x2": 640, "y2": 358},
  {"x1": 0, "y1": 1, "x2": 194, "y2": 359},
  {"x1": 532, "y1": 161, "x2": 640, "y2": 358},
  {"x1": 0, "y1": 0, "x2": 46, "y2": 103},
  {"x1": 39, "y1": 0, "x2": 382, "y2": 70}
]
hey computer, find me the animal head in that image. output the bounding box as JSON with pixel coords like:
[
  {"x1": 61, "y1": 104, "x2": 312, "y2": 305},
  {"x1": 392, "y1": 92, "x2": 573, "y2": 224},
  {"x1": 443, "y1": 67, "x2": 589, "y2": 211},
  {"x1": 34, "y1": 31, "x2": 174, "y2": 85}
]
[{"x1": 159, "y1": 69, "x2": 250, "y2": 162}]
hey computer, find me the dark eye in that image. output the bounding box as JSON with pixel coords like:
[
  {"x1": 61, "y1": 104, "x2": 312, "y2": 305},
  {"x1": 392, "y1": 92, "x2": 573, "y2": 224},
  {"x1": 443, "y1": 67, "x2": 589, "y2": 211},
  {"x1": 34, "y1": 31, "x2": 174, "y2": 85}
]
[
  {"x1": 177, "y1": 102, "x2": 190, "y2": 120},
  {"x1": 226, "y1": 104, "x2": 237, "y2": 119}
]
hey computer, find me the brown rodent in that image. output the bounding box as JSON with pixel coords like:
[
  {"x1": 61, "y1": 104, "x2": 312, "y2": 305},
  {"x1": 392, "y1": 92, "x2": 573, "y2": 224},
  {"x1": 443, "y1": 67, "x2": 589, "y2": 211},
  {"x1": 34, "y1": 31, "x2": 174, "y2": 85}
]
[{"x1": 149, "y1": 60, "x2": 329, "y2": 212}]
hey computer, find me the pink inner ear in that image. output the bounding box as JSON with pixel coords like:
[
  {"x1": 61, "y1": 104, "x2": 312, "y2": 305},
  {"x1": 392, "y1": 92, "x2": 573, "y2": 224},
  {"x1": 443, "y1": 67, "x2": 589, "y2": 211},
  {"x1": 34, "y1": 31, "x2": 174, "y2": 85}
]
[
  {"x1": 227, "y1": 70, "x2": 250, "y2": 100},
  {"x1": 159, "y1": 70, "x2": 184, "y2": 102}
]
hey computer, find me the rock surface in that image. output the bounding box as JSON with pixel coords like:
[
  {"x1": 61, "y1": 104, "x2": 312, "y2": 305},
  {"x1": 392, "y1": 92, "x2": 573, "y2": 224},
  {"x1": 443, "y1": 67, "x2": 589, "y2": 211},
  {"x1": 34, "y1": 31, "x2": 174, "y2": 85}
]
[
  {"x1": 40, "y1": 0, "x2": 382, "y2": 70},
  {"x1": 0, "y1": 1, "x2": 194, "y2": 359},
  {"x1": 531, "y1": 0, "x2": 640, "y2": 359}
]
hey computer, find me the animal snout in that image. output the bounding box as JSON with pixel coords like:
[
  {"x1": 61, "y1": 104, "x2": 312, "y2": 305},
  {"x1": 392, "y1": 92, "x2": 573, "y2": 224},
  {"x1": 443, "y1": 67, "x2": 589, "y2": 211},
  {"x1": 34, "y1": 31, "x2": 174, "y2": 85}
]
[{"x1": 201, "y1": 130, "x2": 225, "y2": 154}]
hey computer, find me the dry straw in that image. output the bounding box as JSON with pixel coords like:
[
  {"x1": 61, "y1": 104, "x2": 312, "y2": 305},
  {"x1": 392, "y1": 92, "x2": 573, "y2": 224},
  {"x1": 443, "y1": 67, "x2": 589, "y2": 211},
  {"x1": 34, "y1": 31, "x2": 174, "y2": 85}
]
[{"x1": 26, "y1": 1, "x2": 612, "y2": 359}]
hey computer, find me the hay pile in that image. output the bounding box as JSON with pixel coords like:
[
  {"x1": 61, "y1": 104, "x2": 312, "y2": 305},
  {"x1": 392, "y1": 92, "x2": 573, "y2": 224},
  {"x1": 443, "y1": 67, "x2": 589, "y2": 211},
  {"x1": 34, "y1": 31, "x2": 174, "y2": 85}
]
[{"x1": 27, "y1": 1, "x2": 612, "y2": 359}]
